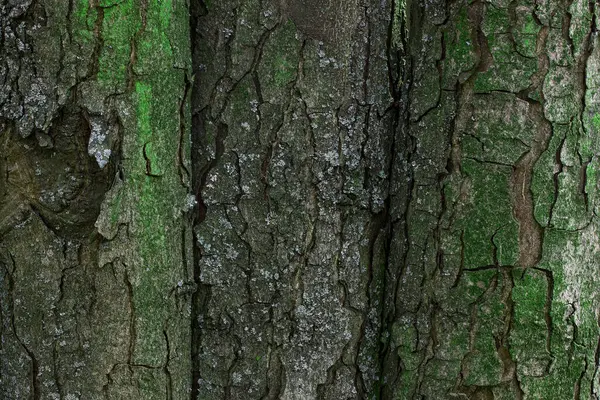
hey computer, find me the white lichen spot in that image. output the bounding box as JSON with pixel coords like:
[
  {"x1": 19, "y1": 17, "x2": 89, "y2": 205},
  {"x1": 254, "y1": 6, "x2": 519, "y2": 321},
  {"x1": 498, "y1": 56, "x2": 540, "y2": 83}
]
[
  {"x1": 225, "y1": 245, "x2": 239, "y2": 260},
  {"x1": 184, "y1": 194, "x2": 198, "y2": 210},
  {"x1": 222, "y1": 27, "x2": 234, "y2": 39},
  {"x1": 87, "y1": 117, "x2": 112, "y2": 169},
  {"x1": 559, "y1": 224, "x2": 600, "y2": 325},
  {"x1": 327, "y1": 149, "x2": 340, "y2": 164}
]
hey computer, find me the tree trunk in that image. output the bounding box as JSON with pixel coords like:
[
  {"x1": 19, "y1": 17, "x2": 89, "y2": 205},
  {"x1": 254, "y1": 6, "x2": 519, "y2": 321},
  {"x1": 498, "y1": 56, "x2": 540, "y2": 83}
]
[
  {"x1": 0, "y1": 1, "x2": 193, "y2": 398},
  {"x1": 2, "y1": 0, "x2": 600, "y2": 399},
  {"x1": 190, "y1": 0, "x2": 401, "y2": 398},
  {"x1": 381, "y1": 1, "x2": 600, "y2": 398}
]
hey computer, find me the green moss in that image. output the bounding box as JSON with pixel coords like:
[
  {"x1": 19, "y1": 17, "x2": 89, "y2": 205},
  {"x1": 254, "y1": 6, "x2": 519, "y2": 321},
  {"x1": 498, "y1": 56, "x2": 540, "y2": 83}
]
[
  {"x1": 461, "y1": 160, "x2": 518, "y2": 267},
  {"x1": 135, "y1": 2, "x2": 175, "y2": 75},
  {"x1": 463, "y1": 349, "x2": 503, "y2": 386},
  {"x1": 135, "y1": 82, "x2": 152, "y2": 141},
  {"x1": 75, "y1": 0, "x2": 88, "y2": 20},
  {"x1": 517, "y1": 227, "x2": 600, "y2": 397},
  {"x1": 128, "y1": 83, "x2": 186, "y2": 391},
  {"x1": 392, "y1": 0, "x2": 406, "y2": 50},
  {"x1": 474, "y1": 5, "x2": 538, "y2": 92},
  {"x1": 579, "y1": 135, "x2": 593, "y2": 160},
  {"x1": 52, "y1": 0, "x2": 191, "y2": 394},
  {"x1": 86, "y1": 1, "x2": 191, "y2": 393},
  {"x1": 510, "y1": 269, "x2": 550, "y2": 369},
  {"x1": 72, "y1": 0, "x2": 94, "y2": 42},
  {"x1": 481, "y1": 4, "x2": 509, "y2": 36},
  {"x1": 463, "y1": 286, "x2": 505, "y2": 386},
  {"x1": 451, "y1": 7, "x2": 475, "y2": 63},
  {"x1": 396, "y1": 374, "x2": 417, "y2": 400},
  {"x1": 97, "y1": 0, "x2": 141, "y2": 90},
  {"x1": 86, "y1": 6, "x2": 98, "y2": 30},
  {"x1": 470, "y1": 315, "x2": 505, "y2": 384},
  {"x1": 592, "y1": 114, "x2": 600, "y2": 129},
  {"x1": 549, "y1": 123, "x2": 590, "y2": 230},
  {"x1": 274, "y1": 56, "x2": 295, "y2": 86},
  {"x1": 442, "y1": 5, "x2": 477, "y2": 87},
  {"x1": 522, "y1": 18, "x2": 538, "y2": 35},
  {"x1": 392, "y1": 322, "x2": 419, "y2": 369},
  {"x1": 458, "y1": 270, "x2": 497, "y2": 302},
  {"x1": 514, "y1": 13, "x2": 539, "y2": 57},
  {"x1": 473, "y1": 31, "x2": 536, "y2": 93},
  {"x1": 158, "y1": 0, "x2": 172, "y2": 29},
  {"x1": 259, "y1": 20, "x2": 299, "y2": 90},
  {"x1": 99, "y1": 0, "x2": 123, "y2": 6}
]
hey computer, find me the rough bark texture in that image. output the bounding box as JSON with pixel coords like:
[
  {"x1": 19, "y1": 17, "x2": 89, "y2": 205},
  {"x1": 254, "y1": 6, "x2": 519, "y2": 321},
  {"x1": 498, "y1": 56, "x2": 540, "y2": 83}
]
[
  {"x1": 0, "y1": 1, "x2": 193, "y2": 398},
  {"x1": 381, "y1": 0, "x2": 600, "y2": 398},
  {"x1": 190, "y1": 0, "x2": 401, "y2": 398},
  {"x1": 3, "y1": 0, "x2": 600, "y2": 399},
  {"x1": 191, "y1": 0, "x2": 600, "y2": 398}
]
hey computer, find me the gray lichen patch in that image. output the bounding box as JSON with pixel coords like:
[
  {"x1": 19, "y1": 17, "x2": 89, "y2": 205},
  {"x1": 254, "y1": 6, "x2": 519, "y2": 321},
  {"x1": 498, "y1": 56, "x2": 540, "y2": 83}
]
[
  {"x1": 0, "y1": 1, "x2": 93, "y2": 137},
  {"x1": 87, "y1": 116, "x2": 114, "y2": 169}
]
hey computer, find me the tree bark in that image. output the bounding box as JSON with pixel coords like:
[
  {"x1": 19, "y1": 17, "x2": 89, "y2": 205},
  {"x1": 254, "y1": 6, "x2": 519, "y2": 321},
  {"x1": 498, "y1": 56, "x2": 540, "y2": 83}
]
[
  {"x1": 0, "y1": 1, "x2": 193, "y2": 398},
  {"x1": 381, "y1": 0, "x2": 600, "y2": 398},
  {"x1": 3, "y1": 0, "x2": 600, "y2": 399},
  {"x1": 190, "y1": 0, "x2": 401, "y2": 398}
]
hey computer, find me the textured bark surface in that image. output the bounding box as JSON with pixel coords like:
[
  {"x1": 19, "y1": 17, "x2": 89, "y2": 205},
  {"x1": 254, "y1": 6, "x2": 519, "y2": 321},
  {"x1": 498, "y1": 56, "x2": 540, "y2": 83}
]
[
  {"x1": 3, "y1": 0, "x2": 600, "y2": 399},
  {"x1": 0, "y1": 1, "x2": 193, "y2": 398},
  {"x1": 381, "y1": 0, "x2": 600, "y2": 398},
  {"x1": 191, "y1": 0, "x2": 600, "y2": 398},
  {"x1": 190, "y1": 0, "x2": 402, "y2": 398}
]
